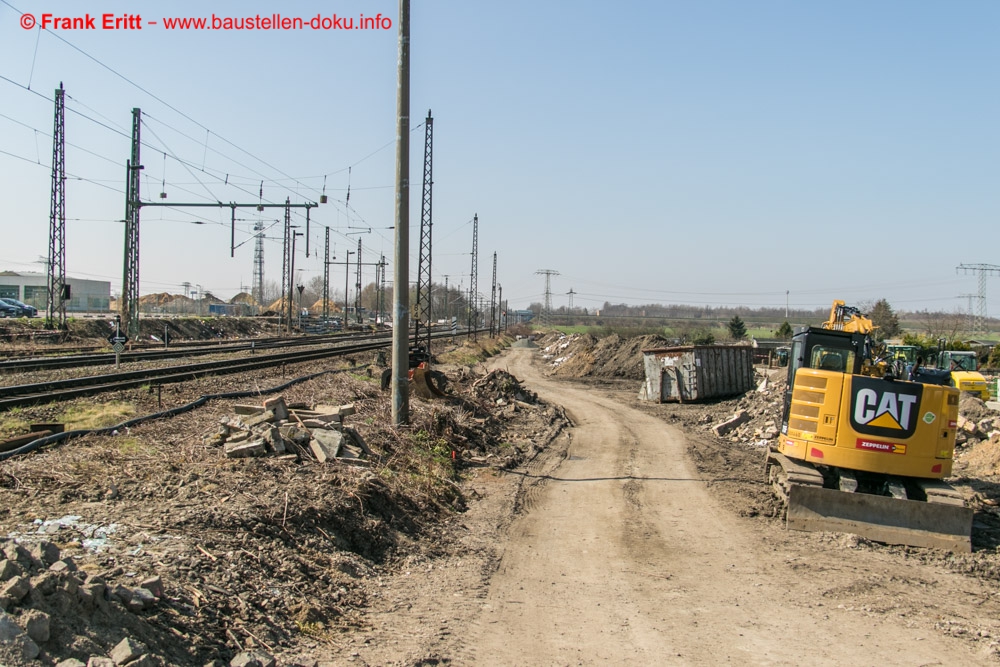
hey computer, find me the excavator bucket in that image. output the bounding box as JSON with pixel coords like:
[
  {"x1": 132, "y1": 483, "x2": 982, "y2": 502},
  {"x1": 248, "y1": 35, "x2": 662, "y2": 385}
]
[
  {"x1": 785, "y1": 484, "x2": 973, "y2": 552},
  {"x1": 409, "y1": 364, "x2": 447, "y2": 399}
]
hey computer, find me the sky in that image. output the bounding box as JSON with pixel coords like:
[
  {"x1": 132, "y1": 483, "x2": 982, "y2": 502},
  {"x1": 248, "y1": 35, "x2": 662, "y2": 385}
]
[{"x1": 1, "y1": 0, "x2": 998, "y2": 317}]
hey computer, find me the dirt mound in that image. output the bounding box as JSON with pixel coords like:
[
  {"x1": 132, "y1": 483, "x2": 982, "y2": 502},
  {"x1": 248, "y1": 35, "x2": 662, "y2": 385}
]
[
  {"x1": 540, "y1": 332, "x2": 669, "y2": 380},
  {"x1": 539, "y1": 333, "x2": 598, "y2": 377},
  {"x1": 589, "y1": 333, "x2": 669, "y2": 379},
  {"x1": 959, "y1": 394, "x2": 994, "y2": 424},
  {"x1": 309, "y1": 298, "x2": 339, "y2": 313},
  {"x1": 229, "y1": 292, "x2": 256, "y2": 305},
  {"x1": 136, "y1": 293, "x2": 188, "y2": 308},
  {"x1": 958, "y1": 435, "x2": 1000, "y2": 477}
]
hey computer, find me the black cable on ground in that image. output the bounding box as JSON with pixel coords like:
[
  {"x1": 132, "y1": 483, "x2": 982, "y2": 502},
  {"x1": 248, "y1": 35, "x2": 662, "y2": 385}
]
[{"x1": 0, "y1": 366, "x2": 365, "y2": 462}]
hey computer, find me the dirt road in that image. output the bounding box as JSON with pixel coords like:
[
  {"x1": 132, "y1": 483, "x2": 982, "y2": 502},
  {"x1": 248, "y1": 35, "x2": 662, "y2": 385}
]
[{"x1": 451, "y1": 347, "x2": 995, "y2": 665}]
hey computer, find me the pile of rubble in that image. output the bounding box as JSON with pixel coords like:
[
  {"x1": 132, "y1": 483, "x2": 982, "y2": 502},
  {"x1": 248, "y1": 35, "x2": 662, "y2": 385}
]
[
  {"x1": 952, "y1": 394, "x2": 1000, "y2": 476},
  {"x1": 706, "y1": 371, "x2": 786, "y2": 447},
  {"x1": 539, "y1": 333, "x2": 586, "y2": 373},
  {"x1": 955, "y1": 394, "x2": 1000, "y2": 447},
  {"x1": 438, "y1": 369, "x2": 567, "y2": 469},
  {"x1": 204, "y1": 396, "x2": 371, "y2": 464},
  {"x1": 471, "y1": 368, "x2": 540, "y2": 407},
  {"x1": 0, "y1": 538, "x2": 174, "y2": 666},
  {"x1": 538, "y1": 331, "x2": 681, "y2": 380}
]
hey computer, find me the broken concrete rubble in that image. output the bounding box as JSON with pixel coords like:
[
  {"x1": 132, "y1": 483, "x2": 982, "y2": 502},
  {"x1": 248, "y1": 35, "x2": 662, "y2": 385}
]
[
  {"x1": 0, "y1": 535, "x2": 172, "y2": 663},
  {"x1": 210, "y1": 396, "x2": 371, "y2": 464},
  {"x1": 309, "y1": 429, "x2": 344, "y2": 463},
  {"x1": 712, "y1": 410, "x2": 751, "y2": 437},
  {"x1": 223, "y1": 439, "x2": 267, "y2": 458},
  {"x1": 110, "y1": 636, "x2": 146, "y2": 665}
]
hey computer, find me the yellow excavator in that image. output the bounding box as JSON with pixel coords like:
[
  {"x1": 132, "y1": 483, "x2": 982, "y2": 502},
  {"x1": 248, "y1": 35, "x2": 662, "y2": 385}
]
[{"x1": 765, "y1": 301, "x2": 973, "y2": 551}]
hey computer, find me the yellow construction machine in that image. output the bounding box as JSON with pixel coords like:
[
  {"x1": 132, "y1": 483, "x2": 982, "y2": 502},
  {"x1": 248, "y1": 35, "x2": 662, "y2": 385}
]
[
  {"x1": 765, "y1": 301, "x2": 973, "y2": 551},
  {"x1": 935, "y1": 349, "x2": 991, "y2": 401}
]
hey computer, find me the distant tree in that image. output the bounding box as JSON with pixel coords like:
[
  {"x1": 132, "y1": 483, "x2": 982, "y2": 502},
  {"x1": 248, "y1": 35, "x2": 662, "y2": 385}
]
[
  {"x1": 988, "y1": 345, "x2": 1000, "y2": 371},
  {"x1": 692, "y1": 329, "x2": 715, "y2": 345},
  {"x1": 776, "y1": 321, "x2": 793, "y2": 340},
  {"x1": 901, "y1": 333, "x2": 940, "y2": 362},
  {"x1": 869, "y1": 299, "x2": 901, "y2": 340},
  {"x1": 727, "y1": 315, "x2": 747, "y2": 340}
]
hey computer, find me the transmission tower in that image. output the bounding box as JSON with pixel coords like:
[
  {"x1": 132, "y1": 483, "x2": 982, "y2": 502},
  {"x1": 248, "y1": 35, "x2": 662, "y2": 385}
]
[
  {"x1": 414, "y1": 110, "x2": 434, "y2": 352},
  {"x1": 957, "y1": 294, "x2": 980, "y2": 335},
  {"x1": 957, "y1": 263, "x2": 1000, "y2": 334},
  {"x1": 46, "y1": 83, "x2": 67, "y2": 329},
  {"x1": 536, "y1": 269, "x2": 559, "y2": 328},
  {"x1": 468, "y1": 214, "x2": 479, "y2": 338},
  {"x1": 252, "y1": 220, "x2": 265, "y2": 313},
  {"x1": 280, "y1": 199, "x2": 291, "y2": 329},
  {"x1": 355, "y1": 238, "x2": 363, "y2": 323},
  {"x1": 322, "y1": 227, "x2": 331, "y2": 321},
  {"x1": 567, "y1": 288, "x2": 576, "y2": 310},
  {"x1": 489, "y1": 252, "x2": 497, "y2": 337},
  {"x1": 121, "y1": 108, "x2": 142, "y2": 339}
]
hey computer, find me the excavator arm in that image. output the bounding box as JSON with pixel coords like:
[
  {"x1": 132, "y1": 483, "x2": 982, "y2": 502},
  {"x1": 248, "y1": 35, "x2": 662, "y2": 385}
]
[{"x1": 823, "y1": 299, "x2": 877, "y2": 334}]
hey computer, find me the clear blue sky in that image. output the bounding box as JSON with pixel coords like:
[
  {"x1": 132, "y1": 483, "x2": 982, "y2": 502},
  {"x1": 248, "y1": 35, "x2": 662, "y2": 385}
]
[{"x1": 1, "y1": 1, "x2": 998, "y2": 317}]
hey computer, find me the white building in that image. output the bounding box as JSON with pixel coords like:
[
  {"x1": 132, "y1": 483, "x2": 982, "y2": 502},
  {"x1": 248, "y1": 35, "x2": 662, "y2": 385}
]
[{"x1": 0, "y1": 271, "x2": 111, "y2": 313}]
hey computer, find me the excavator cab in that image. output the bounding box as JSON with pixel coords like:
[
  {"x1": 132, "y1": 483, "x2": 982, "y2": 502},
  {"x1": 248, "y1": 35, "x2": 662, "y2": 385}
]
[{"x1": 781, "y1": 328, "x2": 863, "y2": 432}]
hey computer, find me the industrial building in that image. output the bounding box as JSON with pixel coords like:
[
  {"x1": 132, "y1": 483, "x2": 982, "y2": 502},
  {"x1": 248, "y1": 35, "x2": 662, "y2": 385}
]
[{"x1": 0, "y1": 271, "x2": 111, "y2": 313}]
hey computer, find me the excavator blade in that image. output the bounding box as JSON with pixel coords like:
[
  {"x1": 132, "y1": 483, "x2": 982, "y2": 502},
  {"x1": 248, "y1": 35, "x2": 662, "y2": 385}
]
[{"x1": 785, "y1": 484, "x2": 973, "y2": 553}]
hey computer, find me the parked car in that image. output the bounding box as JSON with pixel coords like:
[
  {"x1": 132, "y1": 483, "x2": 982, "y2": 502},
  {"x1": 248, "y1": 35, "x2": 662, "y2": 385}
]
[
  {"x1": 0, "y1": 298, "x2": 38, "y2": 317},
  {"x1": 0, "y1": 301, "x2": 18, "y2": 318}
]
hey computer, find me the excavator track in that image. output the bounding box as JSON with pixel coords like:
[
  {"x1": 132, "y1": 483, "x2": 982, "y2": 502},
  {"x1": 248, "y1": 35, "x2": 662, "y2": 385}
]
[{"x1": 765, "y1": 446, "x2": 973, "y2": 553}]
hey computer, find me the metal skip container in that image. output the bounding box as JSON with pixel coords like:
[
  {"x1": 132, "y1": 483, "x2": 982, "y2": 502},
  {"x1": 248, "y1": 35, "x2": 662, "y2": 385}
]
[{"x1": 639, "y1": 345, "x2": 754, "y2": 403}]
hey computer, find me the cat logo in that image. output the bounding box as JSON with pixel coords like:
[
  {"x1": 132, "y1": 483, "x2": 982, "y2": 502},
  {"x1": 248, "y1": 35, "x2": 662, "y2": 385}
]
[{"x1": 849, "y1": 376, "x2": 922, "y2": 439}]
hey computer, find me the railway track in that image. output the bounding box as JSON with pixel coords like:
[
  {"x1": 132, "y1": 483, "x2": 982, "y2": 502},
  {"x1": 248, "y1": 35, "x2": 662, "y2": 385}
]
[
  {"x1": 0, "y1": 328, "x2": 470, "y2": 410},
  {"x1": 0, "y1": 330, "x2": 390, "y2": 374}
]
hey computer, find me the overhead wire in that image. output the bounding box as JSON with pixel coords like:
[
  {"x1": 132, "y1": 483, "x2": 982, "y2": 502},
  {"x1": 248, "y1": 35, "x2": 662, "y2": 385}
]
[
  {"x1": 1, "y1": 0, "x2": 311, "y2": 203},
  {"x1": 0, "y1": 3, "x2": 431, "y2": 297}
]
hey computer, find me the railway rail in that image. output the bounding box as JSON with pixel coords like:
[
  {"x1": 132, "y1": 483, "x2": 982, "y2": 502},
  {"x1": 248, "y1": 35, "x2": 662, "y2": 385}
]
[
  {"x1": 0, "y1": 328, "x2": 470, "y2": 410},
  {"x1": 0, "y1": 330, "x2": 390, "y2": 374}
]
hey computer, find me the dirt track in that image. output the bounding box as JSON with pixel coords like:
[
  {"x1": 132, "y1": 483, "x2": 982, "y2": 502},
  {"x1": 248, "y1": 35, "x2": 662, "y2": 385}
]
[{"x1": 441, "y1": 347, "x2": 998, "y2": 665}]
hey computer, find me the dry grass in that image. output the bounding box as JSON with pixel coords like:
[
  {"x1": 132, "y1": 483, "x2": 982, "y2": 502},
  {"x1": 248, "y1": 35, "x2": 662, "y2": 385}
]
[
  {"x1": 55, "y1": 401, "x2": 138, "y2": 431},
  {"x1": 436, "y1": 335, "x2": 512, "y2": 366}
]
